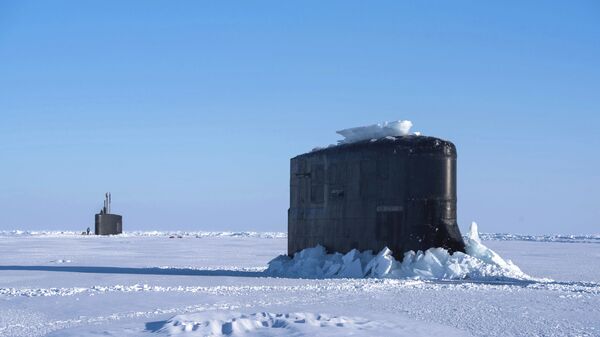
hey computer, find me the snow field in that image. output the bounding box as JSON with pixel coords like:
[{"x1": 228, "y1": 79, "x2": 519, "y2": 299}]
[
  {"x1": 0, "y1": 230, "x2": 286, "y2": 239},
  {"x1": 2, "y1": 229, "x2": 598, "y2": 244},
  {"x1": 0, "y1": 228, "x2": 599, "y2": 336}
]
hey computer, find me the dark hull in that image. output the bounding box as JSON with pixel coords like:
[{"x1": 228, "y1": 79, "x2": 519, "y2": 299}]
[
  {"x1": 288, "y1": 136, "x2": 465, "y2": 260},
  {"x1": 95, "y1": 213, "x2": 123, "y2": 235}
]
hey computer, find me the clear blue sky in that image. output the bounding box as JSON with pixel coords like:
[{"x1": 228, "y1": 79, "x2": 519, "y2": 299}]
[{"x1": 1, "y1": 1, "x2": 598, "y2": 234}]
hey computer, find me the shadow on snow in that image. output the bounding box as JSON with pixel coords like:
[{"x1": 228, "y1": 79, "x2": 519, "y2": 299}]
[
  {"x1": 0, "y1": 265, "x2": 264, "y2": 277},
  {"x1": 1, "y1": 265, "x2": 597, "y2": 291}
]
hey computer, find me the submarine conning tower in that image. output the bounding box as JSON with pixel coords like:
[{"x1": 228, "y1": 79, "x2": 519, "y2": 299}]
[
  {"x1": 288, "y1": 135, "x2": 465, "y2": 260},
  {"x1": 95, "y1": 192, "x2": 122, "y2": 235}
]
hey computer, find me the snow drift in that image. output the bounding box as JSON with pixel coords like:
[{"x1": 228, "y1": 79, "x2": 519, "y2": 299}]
[
  {"x1": 152, "y1": 312, "x2": 385, "y2": 336},
  {"x1": 266, "y1": 222, "x2": 533, "y2": 281},
  {"x1": 336, "y1": 120, "x2": 415, "y2": 144}
]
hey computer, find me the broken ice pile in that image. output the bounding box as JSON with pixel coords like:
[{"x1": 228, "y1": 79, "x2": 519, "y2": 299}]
[{"x1": 266, "y1": 222, "x2": 533, "y2": 281}]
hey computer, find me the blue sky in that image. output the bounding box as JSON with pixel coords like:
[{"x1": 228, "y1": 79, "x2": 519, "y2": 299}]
[{"x1": 1, "y1": 1, "x2": 598, "y2": 234}]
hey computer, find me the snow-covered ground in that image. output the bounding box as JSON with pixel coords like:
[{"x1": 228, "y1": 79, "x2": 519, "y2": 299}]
[{"x1": 1, "y1": 232, "x2": 599, "y2": 336}]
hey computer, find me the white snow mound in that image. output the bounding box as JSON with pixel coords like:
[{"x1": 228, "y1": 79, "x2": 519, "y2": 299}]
[
  {"x1": 336, "y1": 120, "x2": 415, "y2": 144},
  {"x1": 266, "y1": 222, "x2": 533, "y2": 281},
  {"x1": 153, "y1": 312, "x2": 381, "y2": 336}
]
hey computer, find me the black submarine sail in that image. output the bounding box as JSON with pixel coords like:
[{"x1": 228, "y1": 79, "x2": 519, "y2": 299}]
[
  {"x1": 95, "y1": 192, "x2": 123, "y2": 235},
  {"x1": 288, "y1": 121, "x2": 465, "y2": 260}
]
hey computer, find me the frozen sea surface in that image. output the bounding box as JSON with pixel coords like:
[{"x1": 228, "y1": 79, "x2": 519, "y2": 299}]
[{"x1": 0, "y1": 234, "x2": 599, "y2": 336}]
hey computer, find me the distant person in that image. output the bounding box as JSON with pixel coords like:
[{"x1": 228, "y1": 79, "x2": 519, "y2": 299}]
[{"x1": 86, "y1": 227, "x2": 91, "y2": 235}]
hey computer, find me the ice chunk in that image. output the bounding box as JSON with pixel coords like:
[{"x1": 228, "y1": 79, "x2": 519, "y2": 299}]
[
  {"x1": 336, "y1": 120, "x2": 414, "y2": 144},
  {"x1": 464, "y1": 222, "x2": 529, "y2": 280},
  {"x1": 364, "y1": 247, "x2": 395, "y2": 277},
  {"x1": 342, "y1": 249, "x2": 360, "y2": 265},
  {"x1": 338, "y1": 257, "x2": 364, "y2": 278}
]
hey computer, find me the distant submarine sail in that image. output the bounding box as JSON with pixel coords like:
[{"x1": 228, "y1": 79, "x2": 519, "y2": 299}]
[{"x1": 95, "y1": 192, "x2": 122, "y2": 235}]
